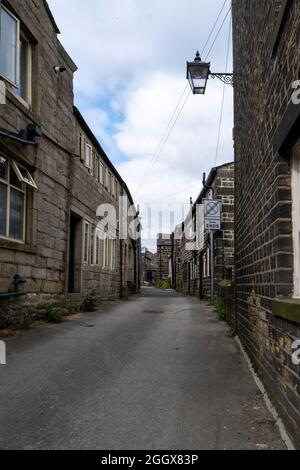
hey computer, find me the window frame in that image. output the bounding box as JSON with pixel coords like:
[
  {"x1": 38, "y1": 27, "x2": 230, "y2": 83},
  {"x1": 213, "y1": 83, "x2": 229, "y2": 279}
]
[
  {"x1": 11, "y1": 160, "x2": 37, "y2": 189},
  {"x1": 90, "y1": 225, "x2": 95, "y2": 266},
  {"x1": 0, "y1": 157, "x2": 26, "y2": 243},
  {"x1": 85, "y1": 144, "x2": 93, "y2": 172},
  {"x1": 0, "y1": 5, "x2": 20, "y2": 88},
  {"x1": 83, "y1": 221, "x2": 90, "y2": 265},
  {"x1": 95, "y1": 155, "x2": 100, "y2": 182},
  {"x1": 95, "y1": 230, "x2": 102, "y2": 266},
  {"x1": 8, "y1": 32, "x2": 32, "y2": 108},
  {"x1": 99, "y1": 162, "x2": 104, "y2": 185}
]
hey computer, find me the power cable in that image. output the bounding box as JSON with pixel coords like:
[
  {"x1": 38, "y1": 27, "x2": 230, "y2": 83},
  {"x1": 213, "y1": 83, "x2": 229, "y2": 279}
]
[
  {"x1": 201, "y1": 0, "x2": 228, "y2": 58},
  {"x1": 135, "y1": 84, "x2": 189, "y2": 194},
  {"x1": 214, "y1": 12, "x2": 232, "y2": 166},
  {"x1": 135, "y1": 90, "x2": 191, "y2": 196},
  {"x1": 134, "y1": 0, "x2": 232, "y2": 196},
  {"x1": 205, "y1": 5, "x2": 232, "y2": 60}
]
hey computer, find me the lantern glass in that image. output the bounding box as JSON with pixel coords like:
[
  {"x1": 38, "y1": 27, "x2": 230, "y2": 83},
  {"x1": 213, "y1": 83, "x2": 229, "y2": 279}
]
[{"x1": 187, "y1": 61, "x2": 210, "y2": 95}]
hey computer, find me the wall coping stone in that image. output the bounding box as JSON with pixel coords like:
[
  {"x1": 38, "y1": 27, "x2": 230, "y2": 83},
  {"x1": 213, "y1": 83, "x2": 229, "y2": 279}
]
[{"x1": 272, "y1": 298, "x2": 300, "y2": 325}]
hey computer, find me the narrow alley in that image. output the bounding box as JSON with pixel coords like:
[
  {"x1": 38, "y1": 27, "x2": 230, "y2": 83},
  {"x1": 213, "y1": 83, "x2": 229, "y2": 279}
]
[{"x1": 0, "y1": 288, "x2": 286, "y2": 450}]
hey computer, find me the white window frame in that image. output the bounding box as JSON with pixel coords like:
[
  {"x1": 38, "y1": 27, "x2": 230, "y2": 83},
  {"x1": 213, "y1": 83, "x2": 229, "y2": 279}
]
[
  {"x1": 102, "y1": 237, "x2": 110, "y2": 269},
  {"x1": 102, "y1": 238, "x2": 106, "y2": 269},
  {"x1": 90, "y1": 225, "x2": 95, "y2": 266},
  {"x1": 100, "y1": 162, "x2": 104, "y2": 185},
  {"x1": 292, "y1": 142, "x2": 300, "y2": 298},
  {"x1": 95, "y1": 230, "x2": 101, "y2": 266},
  {"x1": 83, "y1": 221, "x2": 90, "y2": 265},
  {"x1": 11, "y1": 160, "x2": 37, "y2": 189},
  {"x1": 85, "y1": 144, "x2": 93, "y2": 172},
  {"x1": 8, "y1": 32, "x2": 32, "y2": 108},
  {"x1": 0, "y1": 157, "x2": 27, "y2": 243},
  {"x1": 95, "y1": 155, "x2": 100, "y2": 182},
  {"x1": 0, "y1": 5, "x2": 20, "y2": 88},
  {"x1": 110, "y1": 239, "x2": 117, "y2": 270}
]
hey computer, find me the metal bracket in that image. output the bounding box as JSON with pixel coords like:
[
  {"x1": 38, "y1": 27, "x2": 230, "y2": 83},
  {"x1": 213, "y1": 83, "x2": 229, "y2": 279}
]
[{"x1": 210, "y1": 72, "x2": 234, "y2": 86}]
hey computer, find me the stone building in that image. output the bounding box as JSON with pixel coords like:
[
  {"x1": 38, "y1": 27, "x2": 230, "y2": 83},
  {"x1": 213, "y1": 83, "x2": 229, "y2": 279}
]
[
  {"x1": 0, "y1": 0, "x2": 140, "y2": 329},
  {"x1": 173, "y1": 163, "x2": 234, "y2": 299},
  {"x1": 141, "y1": 249, "x2": 157, "y2": 285},
  {"x1": 232, "y1": 0, "x2": 300, "y2": 445},
  {"x1": 157, "y1": 234, "x2": 172, "y2": 283}
]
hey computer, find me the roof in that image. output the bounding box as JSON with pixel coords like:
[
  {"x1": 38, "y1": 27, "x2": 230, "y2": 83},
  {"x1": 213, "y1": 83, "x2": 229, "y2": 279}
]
[
  {"x1": 194, "y1": 162, "x2": 234, "y2": 205},
  {"x1": 180, "y1": 162, "x2": 234, "y2": 226},
  {"x1": 73, "y1": 106, "x2": 135, "y2": 207},
  {"x1": 43, "y1": 0, "x2": 60, "y2": 34}
]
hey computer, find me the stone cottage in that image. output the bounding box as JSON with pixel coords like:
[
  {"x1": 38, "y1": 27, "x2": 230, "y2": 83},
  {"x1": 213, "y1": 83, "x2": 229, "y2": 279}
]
[
  {"x1": 157, "y1": 233, "x2": 172, "y2": 283},
  {"x1": 0, "y1": 0, "x2": 140, "y2": 329},
  {"x1": 141, "y1": 248, "x2": 157, "y2": 285},
  {"x1": 173, "y1": 163, "x2": 234, "y2": 299},
  {"x1": 232, "y1": 0, "x2": 300, "y2": 445}
]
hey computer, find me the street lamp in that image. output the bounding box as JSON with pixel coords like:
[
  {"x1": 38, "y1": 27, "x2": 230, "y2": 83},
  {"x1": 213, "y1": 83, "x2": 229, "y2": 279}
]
[{"x1": 186, "y1": 51, "x2": 233, "y2": 95}]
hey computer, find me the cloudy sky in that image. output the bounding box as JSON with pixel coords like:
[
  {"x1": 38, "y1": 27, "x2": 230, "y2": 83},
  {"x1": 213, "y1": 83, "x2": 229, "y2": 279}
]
[{"x1": 48, "y1": 0, "x2": 233, "y2": 250}]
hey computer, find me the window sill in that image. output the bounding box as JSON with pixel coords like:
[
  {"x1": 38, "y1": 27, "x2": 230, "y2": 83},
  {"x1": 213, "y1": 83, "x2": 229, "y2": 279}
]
[
  {"x1": 6, "y1": 89, "x2": 36, "y2": 122},
  {"x1": 272, "y1": 298, "x2": 300, "y2": 325}
]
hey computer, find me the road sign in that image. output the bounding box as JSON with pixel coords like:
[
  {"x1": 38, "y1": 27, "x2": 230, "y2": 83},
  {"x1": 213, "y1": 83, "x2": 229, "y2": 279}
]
[{"x1": 204, "y1": 199, "x2": 221, "y2": 230}]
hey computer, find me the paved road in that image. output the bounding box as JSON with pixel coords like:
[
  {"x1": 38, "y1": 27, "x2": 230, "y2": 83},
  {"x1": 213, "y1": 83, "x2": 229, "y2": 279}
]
[{"x1": 0, "y1": 288, "x2": 285, "y2": 450}]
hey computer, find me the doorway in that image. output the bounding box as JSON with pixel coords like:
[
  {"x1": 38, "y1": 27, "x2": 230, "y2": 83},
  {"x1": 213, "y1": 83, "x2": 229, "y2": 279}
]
[{"x1": 68, "y1": 213, "x2": 82, "y2": 293}]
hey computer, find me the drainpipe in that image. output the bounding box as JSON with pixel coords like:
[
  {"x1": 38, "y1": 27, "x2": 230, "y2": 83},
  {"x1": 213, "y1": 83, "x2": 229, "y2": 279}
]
[{"x1": 0, "y1": 275, "x2": 27, "y2": 299}]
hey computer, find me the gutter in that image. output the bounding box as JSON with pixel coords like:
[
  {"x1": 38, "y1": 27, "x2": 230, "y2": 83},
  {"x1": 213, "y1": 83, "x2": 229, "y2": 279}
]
[{"x1": 0, "y1": 129, "x2": 36, "y2": 146}]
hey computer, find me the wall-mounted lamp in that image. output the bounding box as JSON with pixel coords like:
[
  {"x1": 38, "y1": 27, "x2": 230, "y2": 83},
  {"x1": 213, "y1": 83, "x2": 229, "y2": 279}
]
[{"x1": 53, "y1": 66, "x2": 67, "y2": 74}]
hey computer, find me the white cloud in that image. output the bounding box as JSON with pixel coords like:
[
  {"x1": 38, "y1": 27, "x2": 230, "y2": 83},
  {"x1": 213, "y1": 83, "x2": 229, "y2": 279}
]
[{"x1": 48, "y1": 0, "x2": 234, "y2": 250}]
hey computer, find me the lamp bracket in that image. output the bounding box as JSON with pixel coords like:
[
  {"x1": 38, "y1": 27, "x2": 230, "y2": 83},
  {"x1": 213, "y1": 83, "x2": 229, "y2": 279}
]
[{"x1": 209, "y1": 72, "x2": 234, "y2": 86}]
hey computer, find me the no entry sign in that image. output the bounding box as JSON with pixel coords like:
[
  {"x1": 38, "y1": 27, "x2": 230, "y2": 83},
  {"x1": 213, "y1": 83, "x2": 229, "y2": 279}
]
[{"x1": 204, "y1": 199, "x2": 221, "y2": 230}]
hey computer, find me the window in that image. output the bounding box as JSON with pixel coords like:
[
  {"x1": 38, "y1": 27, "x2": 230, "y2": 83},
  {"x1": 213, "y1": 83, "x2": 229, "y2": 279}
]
[
  {"x1": 0, "y1": 6, "x2": 19, "y2": 86},
  {"x1": 106, "y1": 238, "x2": 110, "y2": 269},
  {"x1": 102, "y1": 238, "x2": 106, "y2": 268},
  {"x1": 110, "y1": 239, "x2": 117, "y2": 270},
  {"x1": 9, "y1": 34, "x2": 31, "y2": 105},
  {"x1": 79, "y1": 134, "x2": 85, "y2": 161},
  {"x1": 203, "y1": 250, "x2": 210, "y2": 278},
  {"x1": 100, "y1": 162, "x2": 104, "y2": 185},
  {"x1": 292, "y1": 141, "x2": 300, "y2": 298},
  {"x1": 0, "y1": 156, "x2": 36, "y2": 242},
  {"x1": 92, "y1": 152, "x2": 96, "y2": 177},
  {"x1": 95, "y1": 230, "x2": 102, "y2": 266},
  {"x1": 102, "y1": 238, "x2": 110, "y2": 269},
  {"x1": 0, "y1": 7, "x2": 32, "y2": 105},
  {"x1": 83, "y1": 222, "x2": 90, "y2": 264},
  {"x1": 85, "y1": 144, "x2": 93, "y2": 171},
  {"x1": 90, "y1": 226, "x2": 95, "y2": 265},
  {"x1": 105, "y1": 169, "x2": 111, "y2": 192},
  {"x1": 11, "y1": 160, "x2": 37, "y2": 188},
  {"x1": 95, "y1": 156, "x2": 100, "y2": 182},
  {"x1": 112, "y1": 178, "x2": 117, "y2": 199}
]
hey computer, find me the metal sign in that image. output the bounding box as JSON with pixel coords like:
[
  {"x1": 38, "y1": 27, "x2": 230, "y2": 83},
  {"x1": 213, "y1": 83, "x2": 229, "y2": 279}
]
[{"x1": 204, "y1": 199, "x2": 221, "y2": 230}]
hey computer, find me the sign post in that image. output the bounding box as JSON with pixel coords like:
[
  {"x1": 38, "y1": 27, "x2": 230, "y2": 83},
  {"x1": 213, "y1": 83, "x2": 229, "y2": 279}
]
[{"x1": 204, "y1": 199, "x2": 221, "y2": 302}]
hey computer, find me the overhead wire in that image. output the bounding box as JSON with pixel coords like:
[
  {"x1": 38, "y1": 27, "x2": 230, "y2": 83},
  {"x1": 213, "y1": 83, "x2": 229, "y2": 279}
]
[
  {"x1": 204, "y1": 5, "x2": 232, "y2": 60},
  {"x1": 135, "y1": 84, "x2": 190, "y2": 194},
  {"x1": 134, "y1": 1, "x2": 233, "y2": 197},
  {"x1": 144, "y1": 5, "x2": 231, "y2": 203},
  {"x1": 201, "y1": 0, "x2": 228, "y2": 58},
  {"x1": 214, "y1": 11, "x2": 232, "y2": 166}
]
